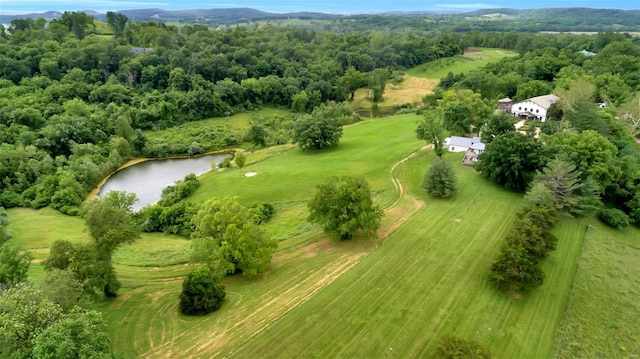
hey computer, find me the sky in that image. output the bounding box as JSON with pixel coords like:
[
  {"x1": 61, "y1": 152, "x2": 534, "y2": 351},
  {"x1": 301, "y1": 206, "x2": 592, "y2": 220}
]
[{"x1": 0, "y1": 0, "x2": 638, "y2": 14}]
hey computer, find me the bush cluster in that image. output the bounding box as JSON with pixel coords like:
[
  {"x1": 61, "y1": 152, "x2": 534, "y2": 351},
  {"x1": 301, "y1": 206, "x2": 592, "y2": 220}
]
[
  {"x1": 599, "y1": 208, "x2": 630, "y2": 228},
  {"x1": 437, "y1": 335, "x2": 491, "y2": 359}
]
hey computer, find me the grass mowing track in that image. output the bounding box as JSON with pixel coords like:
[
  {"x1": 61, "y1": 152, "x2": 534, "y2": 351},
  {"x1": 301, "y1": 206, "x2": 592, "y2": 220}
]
[{"x1": 226, "y1": 151, "x2": 588, "y2": 358}]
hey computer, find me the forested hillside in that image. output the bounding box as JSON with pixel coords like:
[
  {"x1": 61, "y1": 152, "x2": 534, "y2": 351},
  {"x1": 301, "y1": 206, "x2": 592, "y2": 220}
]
[{"x1": 0, "y1": 13, "x2": 462, "y2": 214}]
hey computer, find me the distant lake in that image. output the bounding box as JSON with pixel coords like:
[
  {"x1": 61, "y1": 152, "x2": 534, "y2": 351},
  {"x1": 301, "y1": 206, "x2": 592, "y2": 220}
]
[{"x1": 98, "y1": 153, "x2": 231, "y2": 211}]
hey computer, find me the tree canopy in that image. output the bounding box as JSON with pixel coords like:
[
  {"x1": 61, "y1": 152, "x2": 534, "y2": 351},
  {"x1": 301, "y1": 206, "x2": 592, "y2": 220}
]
[
  {"x1": 191, "y1": 197, "x2": 277, "y2": 276},
  {"x1": 292, "y1": 112, "x2": 343, "y2": 151},
  {"x1": 179, "y1": 266, "x2": 226, "y2": 315},
  {"x1": 308, "y1": 175, "x2": 384, "y2": 240},
  {"x1": 416, "y1": 109, "x2": 447, "y2": 157},
  {"x1": 475, "y1": 132, "x2": 548, "y2": 192}
]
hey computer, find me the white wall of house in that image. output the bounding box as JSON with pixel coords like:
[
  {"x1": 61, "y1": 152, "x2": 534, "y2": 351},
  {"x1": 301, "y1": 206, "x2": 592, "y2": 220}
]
[
  {"x1": 449, "y1": 145, "x2": 468, "y2": 152},
  {"x1": 511, "y1": 100, "x2": 548, "y2": 121}
]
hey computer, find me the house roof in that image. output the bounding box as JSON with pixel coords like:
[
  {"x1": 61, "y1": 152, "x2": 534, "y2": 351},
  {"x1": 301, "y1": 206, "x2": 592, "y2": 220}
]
[
  {"x1": 518, "y1": 94, "x2": 559, "y2": 110},
  {"x1": 447, "y1": 136, "x2": 484, "y2": 148},
  {"x1": 498, "y1": 97, "x2": 512, "y2": 103},
  {"x1": 579, "y1": 49, "x2": 596, "y2": 56},
  {"x1": 447, "y1": 136, "x2": 473, "y2": 148}
]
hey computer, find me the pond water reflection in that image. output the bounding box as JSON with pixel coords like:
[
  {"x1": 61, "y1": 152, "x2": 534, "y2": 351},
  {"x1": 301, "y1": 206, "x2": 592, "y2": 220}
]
[{"x1": 98, "y1": 153, "x2": 231, "y2": 210}]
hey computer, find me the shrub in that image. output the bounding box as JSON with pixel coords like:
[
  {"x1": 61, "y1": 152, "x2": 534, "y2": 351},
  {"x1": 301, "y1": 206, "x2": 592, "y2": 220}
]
[
  {"x1": 234, "y1": 151, "x2": 246, "y2": 168},
  {"x1": 437, "y1": 335, "x2": 491, "y2": 359},
  {"x1": 599, "y1": 208, "x2": 630, "y2": 228},
  {"x1": 179, "y1": 266, "x2": 226, "y2": 315},
  {"x1": 218, "y1": 157, "x2": 232, "y2": 168},
  {"x1": 249, "y1": 202, "x2": 275, "y2": 224}
]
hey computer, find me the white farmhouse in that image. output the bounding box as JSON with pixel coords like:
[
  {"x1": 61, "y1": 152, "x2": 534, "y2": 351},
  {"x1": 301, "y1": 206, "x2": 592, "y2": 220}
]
[
  {"x1": 510, "y1": 94, "x2": 559, "y2": 122},
  {"x1": 444, "y1": 136, "x2": 486, "y2": 165}
]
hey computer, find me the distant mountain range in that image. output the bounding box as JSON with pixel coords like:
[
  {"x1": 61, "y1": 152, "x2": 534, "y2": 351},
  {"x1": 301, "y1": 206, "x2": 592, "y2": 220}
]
[{"x1": 1, "y1": 7, "x2": 639, "y2": 29}]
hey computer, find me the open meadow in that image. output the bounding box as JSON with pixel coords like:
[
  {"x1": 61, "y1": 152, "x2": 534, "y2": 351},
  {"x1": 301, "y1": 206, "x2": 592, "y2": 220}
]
[
  {"x1": 351, "y1": 48, "x2": 517, "y2": 115},
  {"x1": 406, "y1": 48, "x2": 517, "y2": 80}
]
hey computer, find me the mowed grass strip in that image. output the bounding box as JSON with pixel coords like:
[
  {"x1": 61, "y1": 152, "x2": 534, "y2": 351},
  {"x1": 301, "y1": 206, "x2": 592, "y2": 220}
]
[
  {"x1": 227, "y1": 152, "x2": 586, "y2": 358},
  {"x1": 405, "y1": 48, "x2": 517, "y2": 80},
  {"x1": 553, "y1": 223, "x2": 640, "y2": 358}
]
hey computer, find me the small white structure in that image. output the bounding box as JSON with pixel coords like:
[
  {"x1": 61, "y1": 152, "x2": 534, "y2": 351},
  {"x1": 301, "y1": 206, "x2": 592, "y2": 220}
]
[
  {"x1": 444, "y1": 136, "x2": 486, "y2": 165},
  {"x1": 579, "y1": 49, "x2": 596, "y2": 56},
  {"x1": 445, "y1": 136, "x2": 484, "y2": 153},
  {"x1": 511, "y1": 94, "x2": 559, "y2": 122}
]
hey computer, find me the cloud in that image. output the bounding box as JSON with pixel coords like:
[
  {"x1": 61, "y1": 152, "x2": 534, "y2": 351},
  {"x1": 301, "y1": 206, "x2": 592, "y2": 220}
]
[{"x1": 435, "y1": 3, "x2": 501, "y2": 9}]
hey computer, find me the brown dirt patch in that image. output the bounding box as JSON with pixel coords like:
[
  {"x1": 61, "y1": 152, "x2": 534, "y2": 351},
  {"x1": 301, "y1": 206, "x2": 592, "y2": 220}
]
[{"x1": 464, "y1": 48, "x2": 482, "y2": 53}]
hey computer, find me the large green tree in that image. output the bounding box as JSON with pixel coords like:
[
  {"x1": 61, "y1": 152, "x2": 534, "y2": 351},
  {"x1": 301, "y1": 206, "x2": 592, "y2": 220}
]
[
  {"x1": 438, "y1": 89, "x2": 491, "y2": 136},
  {"x1": 292, "y1": 113, "x2": 343, "y2": 151},
  {"x1": 82, "y1": 191, "x2": 141, "y2": 297},
  {"x1": 0, "y1": 285, "x2": 64, "y2": 357},
  {"x1": 423, "y1": 158, "x2": 458, "y2": 198},
  {"x1": 476, "y1": 132, "x2": 548, "y2": 191},
  {"x1": 368, "y1": 68, "x2": 389, "y2": 102},
  {"x1": 546, "y1": 130, "x2": 619, "y2": 190},
  {"x1": 340, "y1": 67, "x2": 366, "y2": 100},
  {"x1": 528, "y1": 157, "x2": 600, "y2": 217},
  {"x1": 31, "y1": 310, "x2": 114, "y2": 359},
  {"x1": 308, "y1": 175, "x2": 384, "y2": 240},
  {"x1": 416, "y1": 109, "x2": 447, "y2": 157},
  {"x1": 481, "y1": 111, "x2": 515, "y2": 144},
  {"x1": 191, "y1": 197, "x2": 277, "y2": 276},
  {"x1": 0, "y1": 207, "x2": 32, "y2": 287}
]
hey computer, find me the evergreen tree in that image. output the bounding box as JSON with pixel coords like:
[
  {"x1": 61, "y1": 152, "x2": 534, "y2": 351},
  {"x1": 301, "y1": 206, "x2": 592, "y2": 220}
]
[{"x1": 423, "y1": 158, "x2": 458, "y2": 198}]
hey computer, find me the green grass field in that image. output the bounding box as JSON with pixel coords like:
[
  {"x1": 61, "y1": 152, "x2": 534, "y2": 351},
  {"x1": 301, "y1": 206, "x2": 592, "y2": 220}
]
[
  {"x1": 553, "y1": 222, "x2": 640, "y2": 358},
  {"x1": 146, "y1": 107, "x2": 289, "y2": 137},
  {"x1": 406, "y1": 48, "x2": 517, "y2": 80}
]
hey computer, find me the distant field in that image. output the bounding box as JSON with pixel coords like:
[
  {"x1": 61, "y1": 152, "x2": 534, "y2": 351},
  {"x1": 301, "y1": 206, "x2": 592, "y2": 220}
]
[
  {"x1": 351, "y1": 48, "x2": 516, "y2": 114},
  {"x1": 406, "y1": 48, "x2": 517, "y2": 80},
  {"x1": 553, "y1": 223, "x2": 640, "y2": 358},
  {"x1": 146, "y1": 107, "x2": 289, "y2": 139},
  {"x1": 351, "y1": 76, "x2": 439, "y2": 115}
]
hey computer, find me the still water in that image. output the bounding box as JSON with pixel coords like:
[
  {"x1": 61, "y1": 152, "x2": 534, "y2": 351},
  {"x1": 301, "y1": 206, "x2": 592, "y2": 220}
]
[{"x1": 98, "y1": 153, "x2": 231, "y2": 210}]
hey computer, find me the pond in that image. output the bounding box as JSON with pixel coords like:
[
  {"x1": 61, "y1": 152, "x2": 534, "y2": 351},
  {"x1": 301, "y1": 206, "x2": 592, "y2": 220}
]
[{"x1": 98, "y1": 153, "x2": 231, "y2": 211}]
